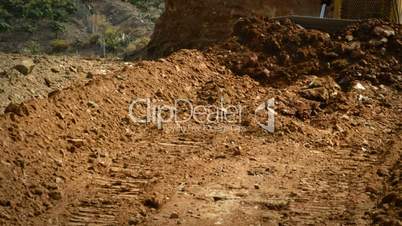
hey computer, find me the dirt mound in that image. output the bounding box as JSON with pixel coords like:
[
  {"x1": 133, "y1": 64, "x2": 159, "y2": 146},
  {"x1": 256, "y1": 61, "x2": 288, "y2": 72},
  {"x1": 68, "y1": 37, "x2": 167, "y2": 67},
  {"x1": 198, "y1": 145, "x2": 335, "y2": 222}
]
[
  {"x1": 0, "y1": 48, "x2": 400, "y2": 225},
  {"x1": 211, "y1": 17, "x2": 402, "y2": 90},
  {"x1": 142, "y1": 0, "x2": 321, "y2": 58}
]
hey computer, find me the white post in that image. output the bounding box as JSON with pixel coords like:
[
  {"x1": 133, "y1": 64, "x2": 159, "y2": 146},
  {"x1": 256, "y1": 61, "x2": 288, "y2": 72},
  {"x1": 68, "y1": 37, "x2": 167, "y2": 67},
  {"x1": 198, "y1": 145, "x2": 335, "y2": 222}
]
[{"x1": 320, "y1": 3, "x2": 327, "y2": 18}]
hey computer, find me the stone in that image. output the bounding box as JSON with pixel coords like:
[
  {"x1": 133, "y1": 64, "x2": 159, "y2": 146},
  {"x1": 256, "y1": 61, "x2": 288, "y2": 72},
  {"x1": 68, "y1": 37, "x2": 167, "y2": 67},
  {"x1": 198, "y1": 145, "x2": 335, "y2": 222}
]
[
  {"x1": 67, "y1": 138, "x2": 85, "y2": 148},
  {"x1": 45, "y1": 182, "x2": 58, "y2": 190},
  {"x1": 86, "y1": 72, "x2": 94, "y2": 79},
  {"x1": 54, "y1": 159, "x2": 63, "y2": 167},
  {"x1": 170, "y1": 212, "x2": 179, "y2": 219},
  {"x1": 373, "y1": 26, "x2": 395, "y2": 37},
  {"x1": 353, "y1": 82, "x2": 366, "y2": 91},
  {"x1": 128, "y1": 217, "x2": 140, "y2": 225},
  {"x1": 377, "y1": 168, "x2": 389, "y2": 177},
  {"x1": 365, "y1": 185, "x2": 379, "y2": 194},
  {"x1": 345, "y1": 41, "x2": 361, "y2": 51},
  {"x1": 264, "y1": 199, "x2": 289, "y2": 210},
  {"x1": 381, "y1": 192, "x2": 398, "y2": 204},
  {"x1": 69, "y1": 66, "x2": 78, "y2": 73},
  {"x1": 369, "y1": 39, "x2": 384, "y2": 47},
  {"x1": 4, "y1": 103, "x2": 29, "y2": 116},
  {"x1": 143, "y1": 196, "x2": 162, "y2": 209},
  {"x1": 14, "y1": 59, "x2": 35, "y2": 75},
  {"x1": 350, "y1": 50, "x2": 365, "y2": 59},
  {"x1": 307, "y1": 77, "x2": 324, "y2": 88},
  {"x1": 345, "y1": 35, "x2": 354, "y2": 41},
  {"x1": 0, "y1": 199, "x2": 11, "y2": 207},
  {"x1": 300, "y1": 87, "x2": 329, "y2": 102},
  {"x1": 380, "y1": 37, "x2": 388, "y2": 43},
  {"x1": 358, "y1": 95, "x2": 371, "y2": 104},
  {"x1": 55, "y1": 112, "x2": 65, "y2": 120},
  {"x1": 51, "y1": 68, "x2": 60, "y2": 73},
  {"x1": 87, "y1": 101, "x2": 98, "y2": 108},
  {"x1": 324, "y1": 51, "x2": 339, "y2": 58},
  {"x1": 31, "y1": 187, "x2": 44, "y2": 196},
  {"x1": 0, "y1": 70, "x2": 7, "y2": 78},
  {"x1": 55, "y1": 177, "x2": 64, "y2": 184},
  {"x1": 49, "y1": 191, "x2": 62, "y2": 200},
  {"x1": 232, "y1": 146, "x2": 242, "y2": 156},
  {"x1": 332, "y1": 59, "x2": 349, "y2": 69}
]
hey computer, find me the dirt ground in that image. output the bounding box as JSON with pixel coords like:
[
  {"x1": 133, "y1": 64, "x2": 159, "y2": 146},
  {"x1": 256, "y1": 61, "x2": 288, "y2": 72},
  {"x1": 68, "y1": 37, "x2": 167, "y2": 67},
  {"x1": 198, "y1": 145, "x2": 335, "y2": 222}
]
[
  {"x1": 0, "y1": 19, "x2": 401, "y2": 226},
  {"x1": 0, "y1": 54, "x2": 125, "y2": 114}
]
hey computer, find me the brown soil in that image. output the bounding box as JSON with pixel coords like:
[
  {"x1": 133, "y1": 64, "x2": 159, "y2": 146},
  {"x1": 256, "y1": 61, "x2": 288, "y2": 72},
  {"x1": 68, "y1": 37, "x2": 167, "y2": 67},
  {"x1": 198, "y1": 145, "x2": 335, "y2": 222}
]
[
  {"x1": 211, "y1": 18, "x2": 401, "y2": 90},
  {"x1": 143, "y1": 0, "x2": 321, "y2": 58},
  {"x1": 0, "y1": 18, "x2": 401, "y2": 226}
]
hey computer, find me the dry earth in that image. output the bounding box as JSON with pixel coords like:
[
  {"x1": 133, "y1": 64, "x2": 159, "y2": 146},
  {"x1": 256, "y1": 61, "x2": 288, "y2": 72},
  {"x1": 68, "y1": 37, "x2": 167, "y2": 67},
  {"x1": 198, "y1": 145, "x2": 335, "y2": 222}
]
[{"x1": 0, "y1": 18, "x2": 401, "y2": 226}]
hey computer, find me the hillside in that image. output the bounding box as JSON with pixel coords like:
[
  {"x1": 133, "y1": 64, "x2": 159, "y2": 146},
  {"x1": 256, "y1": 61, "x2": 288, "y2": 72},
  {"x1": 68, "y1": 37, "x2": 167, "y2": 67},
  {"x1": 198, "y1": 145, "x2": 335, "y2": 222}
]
[{"x1": 0, "y1": 0, "x2": 164, "y2": 56}]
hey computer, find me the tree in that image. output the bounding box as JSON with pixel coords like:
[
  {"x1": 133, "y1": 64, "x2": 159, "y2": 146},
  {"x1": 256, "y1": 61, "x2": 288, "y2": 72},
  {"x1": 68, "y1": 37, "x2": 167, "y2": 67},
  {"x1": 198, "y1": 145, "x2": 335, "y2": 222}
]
[{"x1": 0, "y1": 0, "x2": 76, "y2": 32}]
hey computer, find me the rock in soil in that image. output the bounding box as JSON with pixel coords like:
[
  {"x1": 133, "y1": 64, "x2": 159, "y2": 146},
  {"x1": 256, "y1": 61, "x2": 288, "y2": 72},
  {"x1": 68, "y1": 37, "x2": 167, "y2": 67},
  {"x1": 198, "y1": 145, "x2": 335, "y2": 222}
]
[{"x1": 14, "y1": 59, "x2": 35, "y2": 75}]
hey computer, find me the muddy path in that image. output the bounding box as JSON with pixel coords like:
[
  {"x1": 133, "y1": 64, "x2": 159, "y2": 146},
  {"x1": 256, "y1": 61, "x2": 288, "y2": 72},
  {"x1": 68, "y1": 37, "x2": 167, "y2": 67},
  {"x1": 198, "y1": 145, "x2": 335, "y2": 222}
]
[{"x1": 0, "y1": 48, "x2": 401, "y2": 225}]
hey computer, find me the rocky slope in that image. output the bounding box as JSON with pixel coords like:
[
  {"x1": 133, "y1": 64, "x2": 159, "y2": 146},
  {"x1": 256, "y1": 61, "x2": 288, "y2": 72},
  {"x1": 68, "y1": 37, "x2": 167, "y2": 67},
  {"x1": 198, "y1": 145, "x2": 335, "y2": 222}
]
[{"x1": 0, "y1": 0, "x2": 164, "y2": 56}]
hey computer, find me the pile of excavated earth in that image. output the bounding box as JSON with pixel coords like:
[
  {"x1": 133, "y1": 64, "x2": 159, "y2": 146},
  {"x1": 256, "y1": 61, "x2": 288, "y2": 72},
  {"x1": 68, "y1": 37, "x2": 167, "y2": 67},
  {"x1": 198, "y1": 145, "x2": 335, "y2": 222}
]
[
  {"x1": 0, "y1": 18, "x2": 401, "y2": 225},
  {"x1": 212, "y1": 18, "x2": 401, "y2": 90}
]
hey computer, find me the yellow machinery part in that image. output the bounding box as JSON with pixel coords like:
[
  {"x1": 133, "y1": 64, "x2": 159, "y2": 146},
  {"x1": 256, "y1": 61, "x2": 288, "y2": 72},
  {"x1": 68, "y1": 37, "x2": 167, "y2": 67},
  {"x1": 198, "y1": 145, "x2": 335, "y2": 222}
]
[
  {"x1": 334, "y1": 0, "x2": 342, "y2": 19},
  {"x1": 333, "y1": 0, "x2": 401, "y2": 23}
]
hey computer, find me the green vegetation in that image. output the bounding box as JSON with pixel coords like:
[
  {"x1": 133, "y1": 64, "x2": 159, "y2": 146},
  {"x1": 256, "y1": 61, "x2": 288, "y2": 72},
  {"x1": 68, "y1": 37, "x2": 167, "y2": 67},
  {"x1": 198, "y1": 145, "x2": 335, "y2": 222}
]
[
  {"x1": 129, "y1": 0, "x2": 163, "y2": 22},
  {"x1": 22, "y1": 41, "x2": 42, "y2": 54},
  {"x1": 87, "y1": 15, "x2": 133, "y2": 53},
  {"x1": 0, "y1": 0, "x2": 76, "y2": 32},
  {"x1": 129, "y1": 0, "x2": 148, "y2": 9},
  {"x1": 103, "y1": 27, "x2": 131, "y2": 52},
  {"x1": 50, "y1": 39, "x2": 70, "y2": 52}
]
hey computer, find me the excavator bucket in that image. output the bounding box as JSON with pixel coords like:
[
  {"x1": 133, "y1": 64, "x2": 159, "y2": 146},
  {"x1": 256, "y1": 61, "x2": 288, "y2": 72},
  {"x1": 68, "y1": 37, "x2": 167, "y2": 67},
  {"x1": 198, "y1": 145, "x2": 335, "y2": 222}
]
[
  {"x1": 333, "y1": 0, "x2": 401, "y2": 23},
  {"x1": 273, "y1": 0, "x2": 401, "y2": 33},
  {"x1": 276, "y1": 16, "x2": 357, "y2": 33}
]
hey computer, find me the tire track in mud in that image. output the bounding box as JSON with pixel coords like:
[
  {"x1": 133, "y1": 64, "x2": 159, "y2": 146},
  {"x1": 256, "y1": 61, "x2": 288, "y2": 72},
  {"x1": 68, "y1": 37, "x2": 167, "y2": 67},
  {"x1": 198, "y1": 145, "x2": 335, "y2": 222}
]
[
  {"x1": 62, "y1": 138, "x2": 209, "y2": 226},
  {"x1": 288, "y1": 150, "x2": 378, "y2": 224},
  {"x1": 144, "y1": 131, "x2": 401, "y2": 225},
  {"x1": 37, "y1": 161, "x2": 153, "y2": 226},
  {"x1": 66, "y1": 174, "x2": 148, "y2": 226}
]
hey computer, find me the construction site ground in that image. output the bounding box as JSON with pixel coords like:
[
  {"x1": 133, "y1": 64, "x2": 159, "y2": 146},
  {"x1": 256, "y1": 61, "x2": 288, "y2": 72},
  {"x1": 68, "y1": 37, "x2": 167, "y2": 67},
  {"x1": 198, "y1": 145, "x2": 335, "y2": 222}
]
[{"x1": 0, "y1": 18, "x2": 401, "y2": 226}]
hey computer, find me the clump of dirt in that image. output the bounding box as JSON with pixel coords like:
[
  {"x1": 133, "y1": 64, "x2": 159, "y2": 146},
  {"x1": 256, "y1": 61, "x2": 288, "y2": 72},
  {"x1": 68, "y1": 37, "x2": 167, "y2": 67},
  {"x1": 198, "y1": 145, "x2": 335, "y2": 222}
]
[{"x1": 211, "y1": 17, "x2": 401, "y2": 90}]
